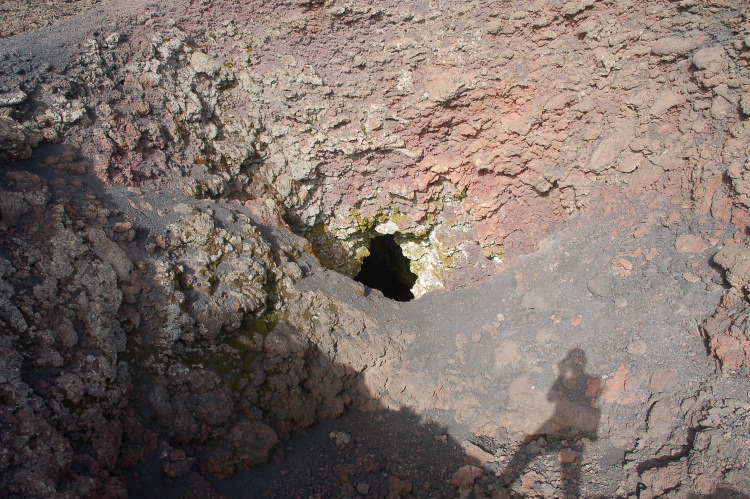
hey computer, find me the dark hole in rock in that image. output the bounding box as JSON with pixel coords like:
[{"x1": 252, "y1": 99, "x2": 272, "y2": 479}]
[{"x1": 355, "y1": 234, "x2": 417, "y2": 301}]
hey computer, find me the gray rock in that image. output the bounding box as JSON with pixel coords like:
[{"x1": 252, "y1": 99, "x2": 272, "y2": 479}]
[
  {"x1": 520, "y1": 289, "x2": 552, "y2": 312},
  {"x1": 587, "y1": 275, "x2": 612, "y2": 297},
  {"x1": 0, "y1": 90, "x2": 27, "y2": 107},
  {"x1": 190, "y1": 51, "x2": 221, "y2": 77}
]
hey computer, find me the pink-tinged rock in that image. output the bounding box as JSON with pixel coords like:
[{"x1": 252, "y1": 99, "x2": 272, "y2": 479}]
[
  {"x1": 501, "y1": 113, "x2": 532, "y2": 136},
  {"x1": 426, "y1": 71, "x2": 469, "y2": 103},
  {"x1": 648, "y1": 91, "x2": 684, "y2": 118},
  {"x1": 711, "y1": 334, "x2": 750, "y2": 371},
  {"x1": 586, "y1": 135, "x2": 621, "y2": 173},
  {"x1": 387, "y1": 476, "x2": 413, "y2": 497},
  {"x1": 675, "y1": 234, "x2": 707, "y2": 254},
  {"x1": 465, "y1": 442, "x2": 496, "y2": 465},
  {"x1": 450, "y1": 465, "x2": 483, "y2": 489},
  {"x1": 611, "y1": 257, "x2": 633, "y2": 277},
  {"x1": 420, "y1": 153, "x2": 464, "y2": 174}
]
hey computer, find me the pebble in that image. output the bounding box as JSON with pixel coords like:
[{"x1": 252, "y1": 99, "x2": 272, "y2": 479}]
[
  {"x1": 587, "y1": 275, "x2": 613, "y2": 297},
  {"x1": 558, "y1": 448, "x2": 577, "y2": 464},
  {"x1": 675, "y1": 234, "x2": 707, "y2": 254}
]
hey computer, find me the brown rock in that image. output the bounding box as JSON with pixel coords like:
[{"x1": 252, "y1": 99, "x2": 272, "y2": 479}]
[{"x1": 558, "y1": 448, "x2": 577, "y2": 463}]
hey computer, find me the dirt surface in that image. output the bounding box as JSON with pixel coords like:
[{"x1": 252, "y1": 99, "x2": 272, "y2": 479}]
[
  {"x1": 0, "y1": 0, "x2": 112, "y2": 39},
  {"x1": 1, "y1": 0, "x2": 750, "y2": 498}
]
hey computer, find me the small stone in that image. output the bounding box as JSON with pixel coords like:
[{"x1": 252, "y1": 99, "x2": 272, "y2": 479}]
[
  {"x1": 387, "y1": 476, "x2": 413, "y2": 497},
  {"x1": 571, "y1": 317, "x2": 583, "y2": 326},
  {"x1": 587, "y1": 275, "x2": 612, "y2": 297},
  {"x1": 675, "y1": 234, "x2": 707, "y2": 254},
  {"x1": 618, "y1": 152, "x2": 644, "y2": 173},
  {"x1": 190, "y1": 51, "x2": 221, "y2": 77},
  {"x1": 692, "y1": 45, "x2": 725, "y2": 72},
  {"x1": 426, "y1": 71, "x2": 468, "y2": 103},
  {"x1": 611, "y1": 258, "x2": 633, "y2": 277},
  {"x1": 683, "y1": 272, "x2": 701, "y2": 283},
  {"x1": 627, "y1": 339, "x2": 648, "y2": 355},
  {"x1": 329, "y1": 431, "x2": 351, "y2": 447},
  {"x1": 649, "y1": 91, "x2": 683, "y2": 117},
  {"x1": 741, "y1": 94, "x2": 750, "y2": 116},
  {"x1": 586, "y1": 135, "x2": 621, "y2": 172},
  {"x1": 112, "y1": 221, "x2": 133, "y2": 232},
  {"x1": 356, "y1": 483, "x2": 370, "y2": 494},
  {"x1": 651, "y1": 368, "x2": 678, "y2": 391},
  {"x1": 539, "y1": 483, "x2": 556, "y2": 496},
  {"x1": 464, "y1": 442, "x2": 497, "y2": 465},
  {"x1": 450, "y1": 465, "x2": 483, "y2": 489},
  {"x1": 105, "y1": 32, "x2": 121, "y2": 49},
  {"x1": 711, "y1": 95, "x2": 734, "y2": 120},
  {"x1": 520, "y1": 289, "x2": 551, "y2": 312},
  {"x1": 558, "y1": 448, "x2": 577, "y2": 463}
]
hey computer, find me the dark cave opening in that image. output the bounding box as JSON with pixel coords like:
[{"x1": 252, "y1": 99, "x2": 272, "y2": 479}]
[{"x1": 355, "y1": 234, "x2": 418, "y2": 302}]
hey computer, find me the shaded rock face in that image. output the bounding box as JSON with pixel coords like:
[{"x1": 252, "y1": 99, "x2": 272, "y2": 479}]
[{"x1": 1, "y1": 0, "x2": 750, "y2": 497}]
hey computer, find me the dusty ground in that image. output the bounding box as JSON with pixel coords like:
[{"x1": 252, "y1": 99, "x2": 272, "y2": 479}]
[
  {"x1": 0, "y1": 0, "x2": 111, "y2": 38},
  {"x1": 1, "y1": 0, "x2": 750, "y2": 498}
]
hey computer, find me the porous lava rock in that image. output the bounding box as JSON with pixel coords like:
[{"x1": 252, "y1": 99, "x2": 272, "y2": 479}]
[{"x1": 1, "y1": 0, "x2": 750, "y2": 497}]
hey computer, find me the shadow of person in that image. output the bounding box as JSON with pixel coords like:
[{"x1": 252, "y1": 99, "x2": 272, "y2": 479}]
[{"x1": 499, "y1": 348, "x2": 601, "y2": 498}]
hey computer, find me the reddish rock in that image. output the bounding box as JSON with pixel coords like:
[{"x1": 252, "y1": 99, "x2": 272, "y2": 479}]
[
  {"x1": 387, "y1": 476, "x2": 413, "y2": 498},
  {"x1": 611, "y1": 257, "x2": 634, "y2": 277},
  {"x1": 558, "y1": 448, "x2": 577, "y2": 463},
  {"x1": 675, "y1": 234, "x2": 707, "y2": 254},
  {"x1": 450, "y1": 465, "x2": 483, "y2": 490}
]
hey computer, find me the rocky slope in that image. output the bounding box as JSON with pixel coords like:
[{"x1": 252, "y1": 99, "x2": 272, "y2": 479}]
[{"x1": 1, "y1": 0, "x2": 750, "y2": 497}]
